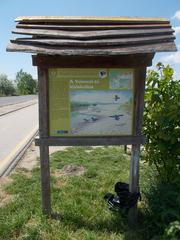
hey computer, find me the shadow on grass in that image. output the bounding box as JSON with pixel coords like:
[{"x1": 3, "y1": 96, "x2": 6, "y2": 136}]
[
  {"x1": 51, "y1": 208, "x2": 147, "y2": 240},
  {"x1": 50, "y1": 177, "x2": 180, "y2": 240}
]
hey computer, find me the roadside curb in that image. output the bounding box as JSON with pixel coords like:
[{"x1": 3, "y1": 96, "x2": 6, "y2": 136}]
[
  {"x1": 0, "y1": 101, "x2": 38, "y2": 117},
  {"x1": 0, "y1": 127, "x2": 38, "y2": 177}
]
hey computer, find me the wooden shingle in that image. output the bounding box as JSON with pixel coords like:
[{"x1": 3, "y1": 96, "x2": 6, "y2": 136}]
[{"x1": 7, "y1": 16, "x2": 177, "y2": 55}]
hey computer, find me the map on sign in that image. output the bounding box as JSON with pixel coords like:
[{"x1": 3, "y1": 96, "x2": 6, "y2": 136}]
[{"x1": 48, "y1": 68, "x2": 134, "y2": 136}]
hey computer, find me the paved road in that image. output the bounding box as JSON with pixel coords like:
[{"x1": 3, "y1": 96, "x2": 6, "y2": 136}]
[
  {"x1": 0, "y1": 95, "x2": 37, "y2": 107},
  {"x1": 0, "y1": 103, "x2": 38, "y2": 175}
]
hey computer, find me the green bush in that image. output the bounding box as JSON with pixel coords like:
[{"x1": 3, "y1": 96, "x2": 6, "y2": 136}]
[
  {"x1": 143, "y1": 63, "x2": 180, "y2": 183},
  {"x1": 16, "y1": 69, "x2": 37, "y2": 95},
  {"x1": 164, "y1": 221, "x2": 180, "y2": 240},
  {"x1": 142, "y1": 173, "x2": 180, "y2": 239},
  {"x1": 0, "y1": 74, "x2": 16, "y2": 96}
]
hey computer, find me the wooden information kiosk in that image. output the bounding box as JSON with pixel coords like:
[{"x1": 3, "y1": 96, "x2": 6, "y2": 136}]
[{"x1": 7, "y1": 16, "x2": 176, "y2": 221}]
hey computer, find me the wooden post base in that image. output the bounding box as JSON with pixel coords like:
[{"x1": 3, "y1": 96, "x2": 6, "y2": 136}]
[
  {"x1": 128, "y1": 144, "x2": 140, "y2": 224},
  {"x1": 40, "y1": 145, "x2": 51, "y2": 216}
]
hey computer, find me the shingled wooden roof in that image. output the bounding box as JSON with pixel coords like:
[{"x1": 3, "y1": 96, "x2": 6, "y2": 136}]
[{"x1": 7, "y1": 16, "x2": 177, "y2": 56}]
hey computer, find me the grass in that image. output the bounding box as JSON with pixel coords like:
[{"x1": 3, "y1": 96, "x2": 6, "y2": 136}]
[{"x1": 0, "y1": 146, "x2": 179, "y2": 240}]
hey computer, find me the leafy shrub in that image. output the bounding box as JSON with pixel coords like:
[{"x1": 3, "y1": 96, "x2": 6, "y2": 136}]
[
  {"x1": 143, "y1": 63, "x2": 180, "y2": 183},
  {"x1": 164, "y1": 221, "x2": 180, "y2": 240},
  {"x1": 141, "y1": 167, "x2": 180, "y2": 239},
  {"x1": 0, "y1": 74, "x2": 16, "y2": 96},
  {"x1": 16, "y1": 69, "x2": 37, "y2": 95}
]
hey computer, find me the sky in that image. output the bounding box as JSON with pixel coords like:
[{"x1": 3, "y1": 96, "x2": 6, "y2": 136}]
[{"x1": 0, "y1": 0, "x2": 180, "y2": 80}]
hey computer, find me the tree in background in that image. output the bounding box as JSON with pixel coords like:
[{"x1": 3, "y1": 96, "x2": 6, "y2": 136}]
[
  {"x1": 16, "y1": 69, "x2": 37, "y2": 95},
  {"x1": 143, "y1": 63, "x2": 180, "y2": 183},
  {"x1": 0, "y1": 74, "x2": 15, "y2": 96}
]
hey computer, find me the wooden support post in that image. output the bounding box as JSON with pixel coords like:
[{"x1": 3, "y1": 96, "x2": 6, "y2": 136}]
[
  {"x1": 129, "y1": 144, "x2": 140, "y2": 192},
  {"x1": 124, "y1": 145, "x2": 127, "y2": 154},
  {"x1": 37, "y1": 66, "x2": 51, "y2": 216},
  {"x1": 39, "y1": 145, "x2": 51, "y2": 215},
  {"x1": 128, "y1": 67, "x2": 146, "y2": 224},
  {"x1": 128, "y1": 144, "x2": 140, "y2": 223}
]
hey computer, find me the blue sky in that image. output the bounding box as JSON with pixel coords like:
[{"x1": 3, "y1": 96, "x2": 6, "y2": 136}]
[{"x1": 0, "y1": 0, "x2": 180, "y2": 80}]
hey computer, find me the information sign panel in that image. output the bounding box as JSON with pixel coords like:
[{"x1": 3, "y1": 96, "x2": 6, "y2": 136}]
[{"x1": 49, "y1": 68, "x2": 134, "y2": 136}]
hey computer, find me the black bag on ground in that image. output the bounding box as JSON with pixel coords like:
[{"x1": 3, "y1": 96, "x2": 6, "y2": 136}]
[{"x1": 104, "y1": 182, "x2": 141, "y2": 211}]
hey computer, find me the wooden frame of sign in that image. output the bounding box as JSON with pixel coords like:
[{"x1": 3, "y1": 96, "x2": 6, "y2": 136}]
[{"x1": 33, "y1": 53, "x2": 154, "y2": 221}]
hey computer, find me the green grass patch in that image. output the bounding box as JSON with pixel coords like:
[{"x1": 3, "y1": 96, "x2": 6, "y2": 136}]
[{"x1": 0, "y1": 146, "x2": 179, "y2": 240}]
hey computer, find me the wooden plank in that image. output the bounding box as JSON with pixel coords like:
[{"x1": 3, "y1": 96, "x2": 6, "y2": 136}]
[
  {"x1": 16, "y1": 23, "x2": 171, "y2": 30},
  {"x1": 38, "y1": 67, "x2": 51, "y2": 216},
  {"x1": 12, "y1": 35, "x2": 175, "y2": 47},
  {"x1": 38, "y1": 67, "x2": 49, "y2": 137},
  {"x1": 128, "y1": 67, "x2": 147, "y2": 223},
  {"x1": 133, "y1": 67, "x2": 147, "y2": 136},
  {"x1": 129, "y1": 67, "x2": 147, "y2": 192},
  {"x1": 32, "y1": 54, "x2": 154, "y2": 68},
  {"x1": 12, "y1": 28, "x2": 174, "y2": 40},
  {"x1": 130, "y1": 67, "x2": 147, "y2": 192},
  {"x1": 7, "y1": 41, "x2": 177, "y2": 56},
  {"x1": 15, "y1": 16, "x2": 169, "y2": 24},
  {"x1": 35, "y1": 136, "x2": 145, "y2": 146}
]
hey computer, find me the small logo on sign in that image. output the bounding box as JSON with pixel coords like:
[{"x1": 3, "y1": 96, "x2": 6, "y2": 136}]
[
  {"x1": 56, "y1": 130, "x2": 68, "y2": 134},
  {"x1": 99, "y1": 70, "x2": 107, "y2": 78}
]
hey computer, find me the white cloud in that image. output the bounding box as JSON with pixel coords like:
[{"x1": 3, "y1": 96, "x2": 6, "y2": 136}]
[
  {"x1": 162, "y1": 52, "x2": 180, "y2": 64},
  {"x1": 173, "y1": 26, "x2": 180, "y2": 35},
  {"x1": 173, "y1": 70, "x2": 180, "y2": 80},
  {"x1": 172, "y1": 10, "x2": 180, "y2": 20}
]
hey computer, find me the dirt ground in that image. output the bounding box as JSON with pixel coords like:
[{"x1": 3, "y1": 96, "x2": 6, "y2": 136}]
[
  {"x1": 0, "y1": 141, "x2": 68, "y2": 183},
  {"x1": 16, "y1": 142, "x2": 68, "y2": 171},
  {"x1": 0, "y1": 140, "x2": 129, "y2": 207},
  {"x1": 0, "y1": 142, "x2": 68, "y2": 206}
]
